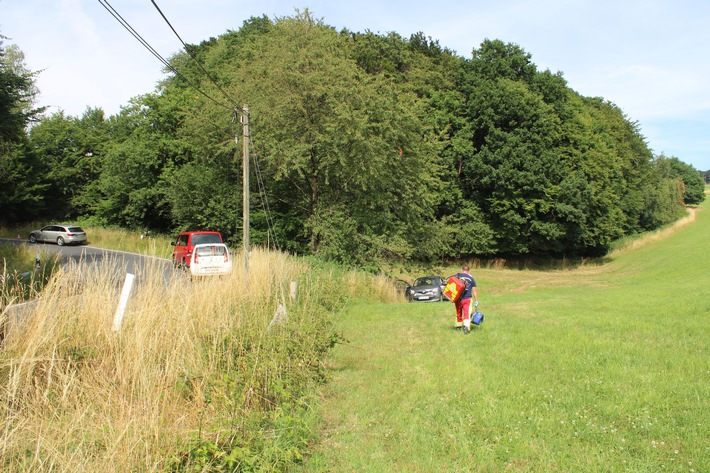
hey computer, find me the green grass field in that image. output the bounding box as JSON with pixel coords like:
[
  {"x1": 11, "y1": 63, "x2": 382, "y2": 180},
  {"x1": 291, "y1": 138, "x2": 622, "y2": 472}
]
[{"x1": 299, "y1": 206, "x2": 709, "y2": 472}]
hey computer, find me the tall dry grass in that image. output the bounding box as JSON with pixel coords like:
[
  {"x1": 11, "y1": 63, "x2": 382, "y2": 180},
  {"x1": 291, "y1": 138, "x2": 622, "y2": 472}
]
[
  {"x1": 1, "y1": 247, "x2": 382, "y2": 472},
  {"x1": 1, "y1": 245, "x2": 58, "y2": 312}
]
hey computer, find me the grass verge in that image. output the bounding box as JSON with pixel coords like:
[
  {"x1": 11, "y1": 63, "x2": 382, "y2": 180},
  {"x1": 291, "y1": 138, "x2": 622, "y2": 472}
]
[
  {"x1": 0, "y1": 248, "x2": 400, "y2": 472},
  {"x1": 0, "y1": 244, "x2": 58, "y2": 309}
]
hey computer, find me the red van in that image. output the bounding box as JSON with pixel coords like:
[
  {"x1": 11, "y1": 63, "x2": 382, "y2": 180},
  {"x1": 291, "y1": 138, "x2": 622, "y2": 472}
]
[{"x1": 171, "y1": 231, "x2": 223, "y2": 268}]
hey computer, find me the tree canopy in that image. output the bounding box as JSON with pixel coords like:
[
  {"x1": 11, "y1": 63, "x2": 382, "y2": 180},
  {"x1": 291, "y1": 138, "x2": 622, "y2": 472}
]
[
  {"x1": 4, "y1": 16, "x2": 705, "y2": 265},
  {"x1": 0, "y1": 38, "x2": 47, "y2": 222}
]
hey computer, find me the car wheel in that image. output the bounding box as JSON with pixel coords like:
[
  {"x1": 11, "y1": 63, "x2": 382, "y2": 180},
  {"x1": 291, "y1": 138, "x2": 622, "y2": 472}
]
[
  {"x1": 57, "y1": 237, "x2": 65, "y2": 246},
  {"x1": 29, "y1": 234, "x2": 37, "y2": 243}
]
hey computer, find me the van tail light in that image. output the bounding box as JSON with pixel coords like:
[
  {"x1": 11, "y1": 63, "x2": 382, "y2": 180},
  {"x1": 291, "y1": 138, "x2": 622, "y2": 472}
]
[{"x1": 224, "y1": 252, "x2": 229, "y2": 263}]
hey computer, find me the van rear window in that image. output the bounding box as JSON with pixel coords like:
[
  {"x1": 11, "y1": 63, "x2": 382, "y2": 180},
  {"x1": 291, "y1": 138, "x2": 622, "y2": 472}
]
[{"x1": 193, "y1": 234, "x2": 222, "y2": 245}]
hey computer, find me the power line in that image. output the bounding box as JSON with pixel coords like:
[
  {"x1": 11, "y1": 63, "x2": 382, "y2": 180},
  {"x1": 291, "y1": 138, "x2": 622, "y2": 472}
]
[
  {"x1": 249, "y1": 135, "x2": 282, "y2": 251},
  {"x1": 146, "y1": 1, "x2": 279, "y2": 252},
  {"x1": 100, "y1": 0, "x2": 241, "y2": 134},
  {"x1": 97, "y1": 0, "x2": 233, "y2": 111},
  {"x1": 149, "y1": 0, "x2": 242, "y2": 112},
  {"x1": 100, "y1": 0, "x2": 278, "y2": 253}
]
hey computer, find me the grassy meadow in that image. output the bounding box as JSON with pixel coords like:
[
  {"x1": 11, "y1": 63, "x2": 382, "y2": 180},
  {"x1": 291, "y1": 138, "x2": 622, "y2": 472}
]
[
  {"x1": 300, "y1": 205, "x2": 709, "y2": 472},
  {"x1": 78, "y1": 226, "x2": 174, "y2": 257}
]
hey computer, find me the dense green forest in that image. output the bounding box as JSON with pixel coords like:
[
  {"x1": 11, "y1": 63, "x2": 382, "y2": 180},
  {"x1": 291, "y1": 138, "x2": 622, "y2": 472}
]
[{"x1": 1, "y1": 12, "x2": 706, "y2": 266}]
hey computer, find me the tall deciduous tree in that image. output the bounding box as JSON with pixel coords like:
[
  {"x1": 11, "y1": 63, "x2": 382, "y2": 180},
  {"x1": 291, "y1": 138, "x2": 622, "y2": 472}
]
[
  {"x1": 0, "y1": 38, "x2": 46, "y2": 223},
  {"x1": 183, "y1": 11, "x2": 443, "y2": 264},
  {"x1": 456, "y1": 40, "x2": 575, "y2": 255},
  {"x1": 657, "y1": 155, "x2": 706, "y2": 205},
  {"x1": 451, "y1": 38, "x2": 681, "y2": 257},
  {"x1": 94, "y1": 95, "x2": 192, "y2": 230},
  {"x1": 28, "y1": 108, "x2": 108, "y2": 219}
]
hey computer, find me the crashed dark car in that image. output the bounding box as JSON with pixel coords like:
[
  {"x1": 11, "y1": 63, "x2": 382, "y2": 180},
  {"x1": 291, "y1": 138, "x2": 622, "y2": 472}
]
[{"x1": 407, "y1": 275, "x2": 447, "y2": 302}]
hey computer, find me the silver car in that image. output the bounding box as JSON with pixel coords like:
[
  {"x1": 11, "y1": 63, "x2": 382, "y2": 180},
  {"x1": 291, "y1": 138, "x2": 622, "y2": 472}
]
[{"x1": 29, "y1": 224, "x2": 87, "y2": 246}]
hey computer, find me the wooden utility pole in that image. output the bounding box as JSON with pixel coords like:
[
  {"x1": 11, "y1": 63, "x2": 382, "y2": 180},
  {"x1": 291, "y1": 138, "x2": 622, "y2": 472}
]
[{"x1": 241, "y1": 104, "x2": 250, "y2": 272}]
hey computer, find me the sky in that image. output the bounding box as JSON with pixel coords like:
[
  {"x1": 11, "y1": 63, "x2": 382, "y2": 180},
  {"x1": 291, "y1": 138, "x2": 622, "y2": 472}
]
[{"x1": 2, "y1": 0, "x2": 709, "y2": 170}]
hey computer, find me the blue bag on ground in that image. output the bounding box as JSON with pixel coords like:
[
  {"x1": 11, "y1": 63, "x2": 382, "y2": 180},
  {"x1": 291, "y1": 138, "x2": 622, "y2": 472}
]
[{"x1": 472, "y1": 311, "x2": 484, "y2": 325}]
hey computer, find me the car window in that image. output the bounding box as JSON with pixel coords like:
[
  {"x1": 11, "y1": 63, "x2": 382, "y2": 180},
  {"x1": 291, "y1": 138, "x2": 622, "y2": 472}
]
[
  {"x1": 192, "y1": 234, "x2": 222, "y2": 245},
  {"x1": 195, "y1": 245, "x2": 226, "y2": 256},
  {"x1": 177, "y1": 235, "x2": 189, "y2": 245},
  {"x1": 67, "y1": 227, "x2": 84, "y2": 233},
  {"x1": 414, "y1": 277, "x2": 435, "y2": 286}
]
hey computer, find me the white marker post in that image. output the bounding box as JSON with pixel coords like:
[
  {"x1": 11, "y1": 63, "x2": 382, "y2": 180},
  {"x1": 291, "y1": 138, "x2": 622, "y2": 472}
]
[
  {"x1": 112, "y1": 273, "x2": 135, "y2": 332},
  {"x1": 290, "y1": 281, "x2": 297, "y2": 302}
]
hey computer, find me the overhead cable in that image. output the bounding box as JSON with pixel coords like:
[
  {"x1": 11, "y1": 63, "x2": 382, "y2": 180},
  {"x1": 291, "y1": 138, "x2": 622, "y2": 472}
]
[
  {"x1": 97, "y1": 0, "x2": 233, "y2": 110},
  {"x1": 150, "y1": 0, "x2": 242, "y2": 112},
  {"x1": 100, "y1": 0, "x2": 279, "y2": 244},
  {"x1": 250, "y1": 143, "x2": 282, "y2": 251}
]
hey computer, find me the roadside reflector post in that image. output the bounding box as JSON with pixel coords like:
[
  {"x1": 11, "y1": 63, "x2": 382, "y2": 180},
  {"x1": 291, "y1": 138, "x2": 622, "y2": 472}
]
[
  {"x1": 112, "y1": 273, "x2": 135, "y2": 332},
  {"x1": 290, "y1": 281, "x2": 297, "y2": 302}
]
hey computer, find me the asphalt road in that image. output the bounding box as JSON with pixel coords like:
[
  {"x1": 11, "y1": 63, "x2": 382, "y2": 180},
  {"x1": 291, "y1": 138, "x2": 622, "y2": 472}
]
[
  {"x1": 1, "y1": 239, "x2": 179, "y2": 336},
  {"x1": 0, "y1": 237, "x2": 177, "y2": 286}
]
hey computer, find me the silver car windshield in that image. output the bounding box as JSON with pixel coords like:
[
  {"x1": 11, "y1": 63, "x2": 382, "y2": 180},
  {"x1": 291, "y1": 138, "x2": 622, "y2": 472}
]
[{"x1": 414, "y1": 277, "x2": 438, "y2": 286}]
